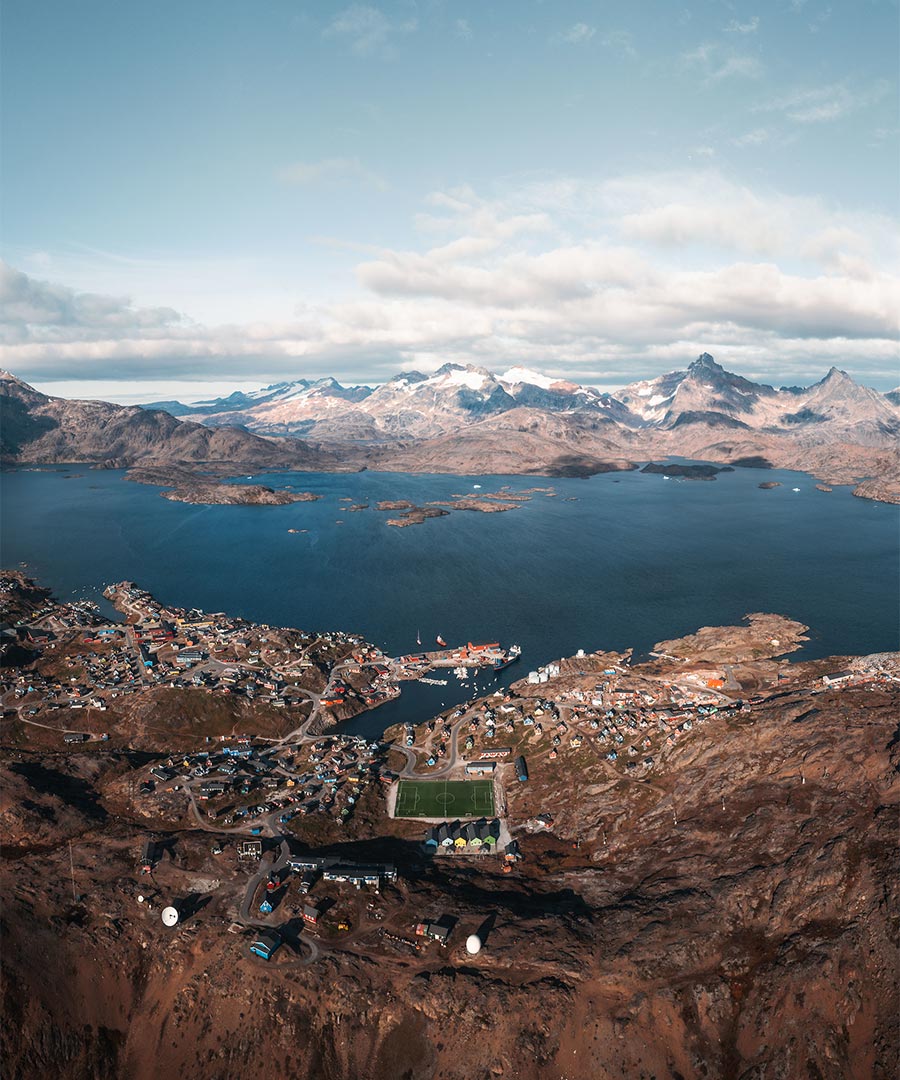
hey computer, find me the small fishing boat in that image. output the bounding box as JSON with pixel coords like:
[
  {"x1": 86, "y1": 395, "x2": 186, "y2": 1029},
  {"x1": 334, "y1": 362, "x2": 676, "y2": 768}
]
[{"x1": 436, "y1": 635, "x2": 447, "y2": 647}]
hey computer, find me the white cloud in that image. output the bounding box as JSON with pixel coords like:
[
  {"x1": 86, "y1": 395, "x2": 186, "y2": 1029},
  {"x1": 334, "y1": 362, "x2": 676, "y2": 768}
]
[
  {"x1": 3, "y1": 172, "x2": 898, "y2": 389},
  {"x1": 758, "y1": 80, "x2": 891, "y2": 124},
  {"x1": 554, "y1": 23, "x2": 596, "y2": 45},
  {"x1": 683, "y1": 42, "x2": 763, "y2": 82},
  {"x1": 710, "y1": 55, "x2": 762, "y2": 80},
  {"x1": 731, "y1": 127, "x2": 770, "y2": 147},
  {"x1": 724, "y1": 16, "x2": 759, "y2": 34},
  {"x1": 322, "y1": 5, "x2": 416, "y2": 57},
  {"x1": 0, "y1": 261, "x2": 188, "y2": 346},
  {"x1": 600, "y1": 30, "x2": 637, "y2": 58},
  {"x1": 682, "y1": 43, "x2": 714, "y2": 65},
  {"x1": 277, "y1": 157, "x2": 386, "y2": 190}
]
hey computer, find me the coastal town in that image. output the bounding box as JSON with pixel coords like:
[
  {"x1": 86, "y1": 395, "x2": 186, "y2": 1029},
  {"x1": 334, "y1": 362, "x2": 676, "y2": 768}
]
[
  {"x1": 3, "y1": 570, "x2": 898, "y2": 1077},
  {"x1": 0, "y1": 573, "x2": 521, "y2": 736},
  {"x1": 4, "y1": 570, "x2": 898, "y2": 970}
]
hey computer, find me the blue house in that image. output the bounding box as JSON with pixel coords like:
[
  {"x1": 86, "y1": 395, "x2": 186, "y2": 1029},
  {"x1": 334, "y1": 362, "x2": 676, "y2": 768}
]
[{"x1": 249, "y1": 930, "x2": 281, "y2": 961}]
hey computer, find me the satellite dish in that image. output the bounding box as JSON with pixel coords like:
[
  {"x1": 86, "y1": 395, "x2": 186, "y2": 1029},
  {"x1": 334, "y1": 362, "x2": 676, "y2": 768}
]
[
  {"x1": 137, "y1": 895, "x2": 145, "y2": 904},
  {"x1": 161, "y1": 906, "x2": 179, "y2": 927},
  {"x1": 465, "y1": 934, "x2": 482, "y2": 955}
]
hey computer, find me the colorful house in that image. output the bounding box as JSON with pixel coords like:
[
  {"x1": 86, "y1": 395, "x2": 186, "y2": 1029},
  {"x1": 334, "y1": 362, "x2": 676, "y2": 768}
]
[{"x1": 249, "y1": 930, "x2": 281, "y2": 961}]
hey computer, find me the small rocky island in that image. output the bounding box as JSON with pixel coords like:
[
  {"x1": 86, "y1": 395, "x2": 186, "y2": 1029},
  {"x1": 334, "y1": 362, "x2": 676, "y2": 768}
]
[
  {"x1": 384, "y1": 506, "x2": 450, "y2": 527},
  {"x1": 758, "y1": 481, "x2": 782, "y2": 489},
  {"x1": 430, "y1": 497, "x2": 519, "y2": 513},
  {"x1": 376, "y1": 489, "x2": 552, "y2": 525},
  {"x1": 160, "y1": 483, "x2": 320, "y2": 506},
  {"x1": 126, "y1": 466, "x2": 320, "y2": 506},
  {"x1": 375, "y1": 500, "x2": 415, "y2": 512}
]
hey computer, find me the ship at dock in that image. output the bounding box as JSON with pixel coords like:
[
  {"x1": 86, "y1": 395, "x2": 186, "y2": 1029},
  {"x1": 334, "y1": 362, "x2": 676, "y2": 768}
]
[{"x1": 493, "y1": 644, "x2": 522, "y2": 671}]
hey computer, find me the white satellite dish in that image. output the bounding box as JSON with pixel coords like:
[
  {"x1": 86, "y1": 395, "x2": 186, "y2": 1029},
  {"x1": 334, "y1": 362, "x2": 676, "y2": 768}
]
[
  {"x1": 465, "y1": 934, "x2": 482, "y2": 955},
  {"x1": 161, "y1": 906, "x2": 180, "y2": 927},
  {"x1": 137, "y1": 895, "x2": 145, "y2": 904}
]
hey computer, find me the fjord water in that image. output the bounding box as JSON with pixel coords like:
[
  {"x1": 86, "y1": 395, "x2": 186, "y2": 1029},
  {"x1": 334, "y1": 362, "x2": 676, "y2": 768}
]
[{"x1": 2, "y1": 467, "x2": 897, "y2": 736}]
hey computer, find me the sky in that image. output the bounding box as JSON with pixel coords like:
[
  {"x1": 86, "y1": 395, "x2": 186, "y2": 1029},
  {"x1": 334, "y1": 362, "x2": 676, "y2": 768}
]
[{"x1": 1, "y1": 0, "x2": 898, "y2": 403}]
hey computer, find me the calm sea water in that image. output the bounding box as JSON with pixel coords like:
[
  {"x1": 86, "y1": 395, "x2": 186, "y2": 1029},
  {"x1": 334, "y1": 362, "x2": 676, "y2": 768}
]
[{"x1": 2, "y1": 465, "x2": 897, "y2": 736}]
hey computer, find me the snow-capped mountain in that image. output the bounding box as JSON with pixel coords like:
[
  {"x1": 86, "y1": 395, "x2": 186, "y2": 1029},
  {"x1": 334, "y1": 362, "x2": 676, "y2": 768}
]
[
  {"x1": 153, "y1": 362, "x2": 633, "y2": 439},
  {"x1": 142, "y1": 355, "x2": 899, "y2": 448},
  {"x1": 498, "y1": 366, "x2": 639, "y2": 424},
  {"x1": 618, "y1": 353, "x2": 899, "y2": 443},
  {"x1": 8, "y1": 355, "x2": 899, "y2": 495},
  {"x1": 144, "y1": 377, "x2": 373, "y2": 421},
  {"x1": 619, "y1": 353, "x2": 778, "y2": 426}
]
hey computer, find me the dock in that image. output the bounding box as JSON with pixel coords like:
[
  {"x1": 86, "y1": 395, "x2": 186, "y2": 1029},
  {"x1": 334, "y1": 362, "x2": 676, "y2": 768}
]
[{"x1": 387, "y1": 642, "x2": 519, "y2": 680}]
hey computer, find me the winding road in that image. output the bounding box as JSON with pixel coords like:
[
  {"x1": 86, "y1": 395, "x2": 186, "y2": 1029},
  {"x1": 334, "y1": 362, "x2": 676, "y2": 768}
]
[{"x1": 236, "y1": 840, "x2": 320, "y2": 965}]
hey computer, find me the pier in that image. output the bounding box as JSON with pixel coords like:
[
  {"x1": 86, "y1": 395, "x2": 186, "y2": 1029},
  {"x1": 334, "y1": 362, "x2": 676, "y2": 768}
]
[{"x1": 387, "y1": 642, "x2": 520, "y2": 681}]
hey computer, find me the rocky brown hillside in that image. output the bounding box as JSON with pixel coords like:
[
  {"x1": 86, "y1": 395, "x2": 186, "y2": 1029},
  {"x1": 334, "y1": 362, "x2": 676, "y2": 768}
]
[
  {"x1": 0, "y1": 370, "x2": 342, "y2": 473},
  {"x1": 1, "y1": 631, "x2": 897, "y2": 1079}
]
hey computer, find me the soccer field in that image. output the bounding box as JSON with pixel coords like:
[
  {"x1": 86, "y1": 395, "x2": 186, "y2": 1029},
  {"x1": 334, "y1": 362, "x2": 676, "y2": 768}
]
[{"x1": 394, "y1": 779, "x2": 495, "y2": 819}]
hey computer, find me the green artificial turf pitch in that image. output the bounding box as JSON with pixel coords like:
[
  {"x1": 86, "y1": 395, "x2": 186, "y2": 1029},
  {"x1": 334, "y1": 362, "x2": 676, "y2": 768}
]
[{"x1": 394, "y1": 779, "x2": 495, "y2": 819}]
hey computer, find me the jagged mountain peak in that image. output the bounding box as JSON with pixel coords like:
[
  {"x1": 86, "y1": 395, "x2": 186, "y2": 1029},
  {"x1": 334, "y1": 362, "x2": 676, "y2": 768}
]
[
  {"x1": 815, "y1": 366, "x2": 852, "y2": 386},
  {"x1": 687, "y1": 352, "x2": 723, "y2": 374}
]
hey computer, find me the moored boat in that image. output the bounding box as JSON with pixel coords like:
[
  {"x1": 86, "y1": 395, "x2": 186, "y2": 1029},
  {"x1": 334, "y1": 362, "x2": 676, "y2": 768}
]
[{"x1": 493, "y1": 644, "x2": 522, "y2": 671}]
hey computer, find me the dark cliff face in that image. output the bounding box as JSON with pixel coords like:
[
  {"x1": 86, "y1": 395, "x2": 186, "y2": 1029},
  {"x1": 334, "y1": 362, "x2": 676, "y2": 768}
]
[
  {"x1": 670, "y1": 410, "x2": 753, "y2": 429},
  {"x1": 455, "y1": 384, "x2": 516, "y2": 415}
]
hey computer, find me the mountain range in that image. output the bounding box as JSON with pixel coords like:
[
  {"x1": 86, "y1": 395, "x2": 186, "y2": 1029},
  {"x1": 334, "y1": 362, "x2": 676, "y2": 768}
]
[
  {"x1": 146, "y1": 353, "x2": 899, "y2": 448},
  {"x1": 2, "y1": 355, "x2": 898, "y2": 498}
]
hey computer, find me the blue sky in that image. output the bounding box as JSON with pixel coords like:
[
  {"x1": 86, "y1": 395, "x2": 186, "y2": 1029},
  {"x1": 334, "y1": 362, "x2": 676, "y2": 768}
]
[{"x1": 1, "y1": 0, "x2": 898, "y2": 400}]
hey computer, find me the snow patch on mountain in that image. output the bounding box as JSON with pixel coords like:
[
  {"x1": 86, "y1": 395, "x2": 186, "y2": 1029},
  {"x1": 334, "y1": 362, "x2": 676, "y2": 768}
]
[
  {"x1": 440, "y1": 366, "x2": 494, "y2": 391},
  {"x1": 500, "y1": 367, "x2": 558, "y2": 390}
]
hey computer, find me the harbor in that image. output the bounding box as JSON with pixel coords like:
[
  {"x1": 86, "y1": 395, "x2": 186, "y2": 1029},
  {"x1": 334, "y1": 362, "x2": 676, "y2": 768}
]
[{"x1": 386, "y1": 640, "x2": 522, "y2": 680}]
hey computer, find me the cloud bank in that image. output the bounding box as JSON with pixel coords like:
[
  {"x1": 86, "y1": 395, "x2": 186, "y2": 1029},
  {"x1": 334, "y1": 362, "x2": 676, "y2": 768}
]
[{"x1": 2, "y1": 171, "x2": 898, "y2": 390}]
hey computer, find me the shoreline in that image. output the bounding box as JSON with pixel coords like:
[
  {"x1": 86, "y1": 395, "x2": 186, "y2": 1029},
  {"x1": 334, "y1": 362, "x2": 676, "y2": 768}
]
[{"x1": 4, "y1": 455, "x2": 897, "y2": 504}]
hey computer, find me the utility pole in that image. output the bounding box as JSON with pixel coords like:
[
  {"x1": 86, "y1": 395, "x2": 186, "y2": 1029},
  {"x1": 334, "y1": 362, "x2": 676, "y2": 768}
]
[{"x1": 68, "y1": 840, "x2": 77, "y2": 903}]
